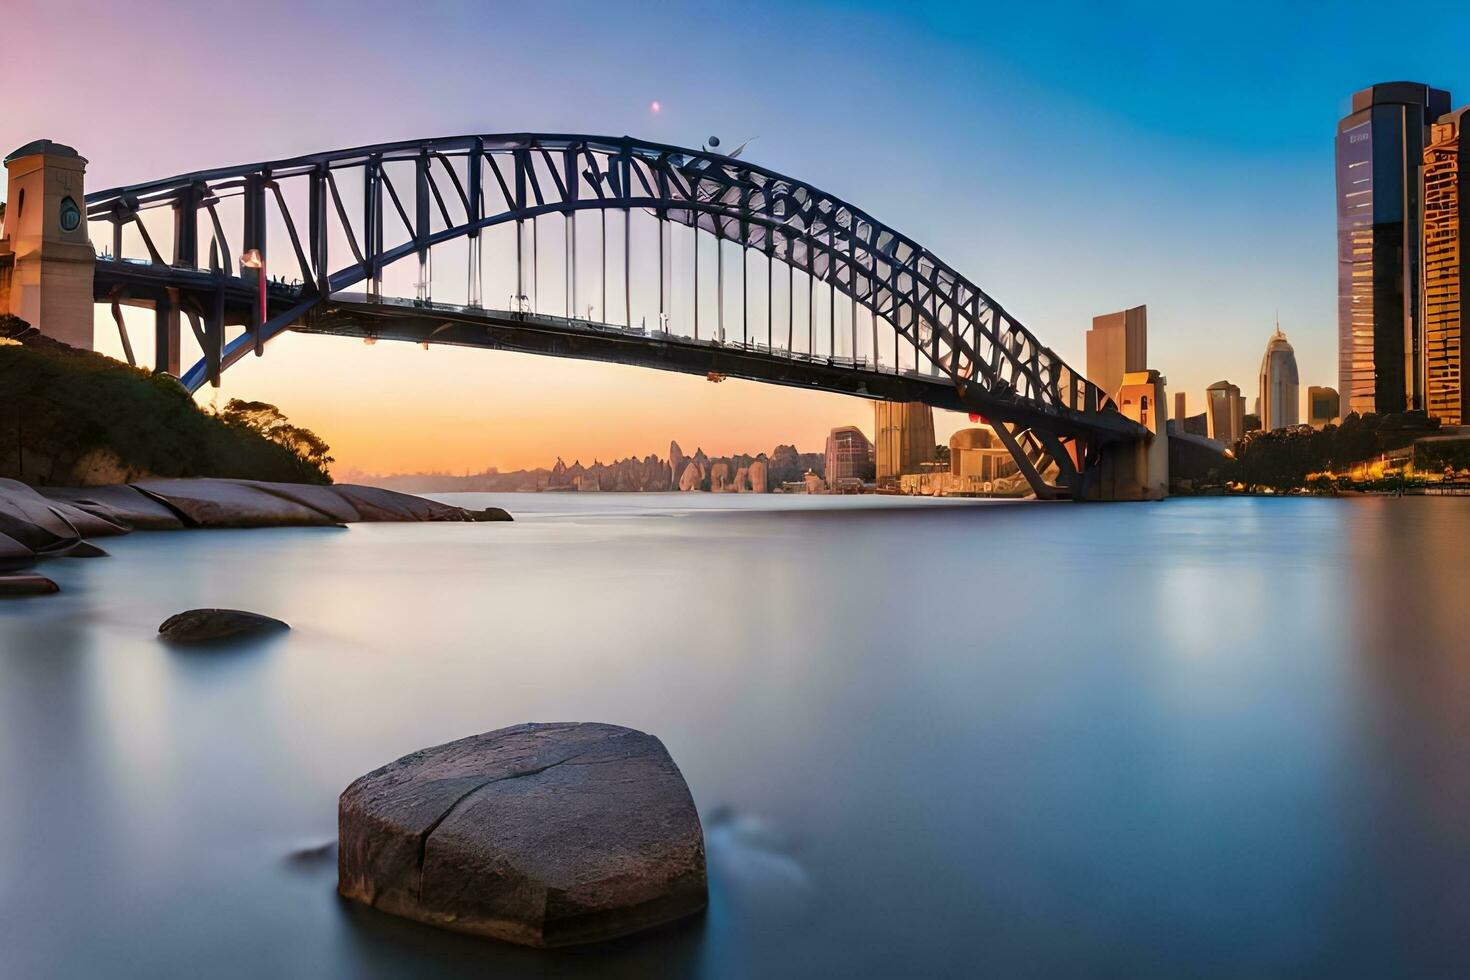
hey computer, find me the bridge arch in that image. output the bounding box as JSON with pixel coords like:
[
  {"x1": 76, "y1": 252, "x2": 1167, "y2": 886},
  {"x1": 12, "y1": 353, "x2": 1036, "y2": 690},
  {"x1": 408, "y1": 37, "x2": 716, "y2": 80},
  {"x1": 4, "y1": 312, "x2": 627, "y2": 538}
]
[{"x1": 84, "y1": 133, "x2": 1142, "y2": 495}]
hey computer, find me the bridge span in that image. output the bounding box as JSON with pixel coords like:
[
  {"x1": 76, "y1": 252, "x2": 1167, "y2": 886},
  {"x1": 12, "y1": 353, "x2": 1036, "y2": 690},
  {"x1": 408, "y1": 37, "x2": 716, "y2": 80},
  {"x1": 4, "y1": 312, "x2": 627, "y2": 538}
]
[{"x1": 2, "y1": 134, "x2": 1162, "y2": 499}]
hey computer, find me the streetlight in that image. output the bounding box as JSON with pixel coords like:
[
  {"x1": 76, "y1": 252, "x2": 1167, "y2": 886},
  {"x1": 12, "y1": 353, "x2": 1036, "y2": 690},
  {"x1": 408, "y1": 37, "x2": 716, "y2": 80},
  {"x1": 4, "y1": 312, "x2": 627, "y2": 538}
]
[{"x1": 240, "y1": 248, "x2": 266, "y2": 356}]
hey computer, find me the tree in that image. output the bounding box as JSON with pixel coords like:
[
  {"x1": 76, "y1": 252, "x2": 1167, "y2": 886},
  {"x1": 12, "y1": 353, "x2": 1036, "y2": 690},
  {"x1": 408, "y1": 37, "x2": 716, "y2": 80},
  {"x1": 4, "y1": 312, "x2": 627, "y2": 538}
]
[{"x1": 220, "y1": 398, "x2": 334, "y2": 469}]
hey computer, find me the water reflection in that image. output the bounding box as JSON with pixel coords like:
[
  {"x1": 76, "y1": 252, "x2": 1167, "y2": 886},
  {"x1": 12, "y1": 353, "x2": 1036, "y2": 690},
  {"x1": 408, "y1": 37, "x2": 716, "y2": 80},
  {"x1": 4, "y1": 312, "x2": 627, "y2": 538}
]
[{"x1": 1, "y1": 495, "x2": 1469, "y2": 977}]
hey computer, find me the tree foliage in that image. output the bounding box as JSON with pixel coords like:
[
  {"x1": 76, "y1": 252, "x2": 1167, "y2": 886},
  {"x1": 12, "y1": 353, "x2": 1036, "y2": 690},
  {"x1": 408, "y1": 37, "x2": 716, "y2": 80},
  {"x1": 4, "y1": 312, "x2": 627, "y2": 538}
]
[
  {"x1": 0, "y1": 338, "x2": 333, "y2": 485},
  {"x1": 1231, "y1": 411, "x2": 1439, "y2": 490},
  {"x1": 219, "y1": 399, "x2": 334, "y2": 470}
]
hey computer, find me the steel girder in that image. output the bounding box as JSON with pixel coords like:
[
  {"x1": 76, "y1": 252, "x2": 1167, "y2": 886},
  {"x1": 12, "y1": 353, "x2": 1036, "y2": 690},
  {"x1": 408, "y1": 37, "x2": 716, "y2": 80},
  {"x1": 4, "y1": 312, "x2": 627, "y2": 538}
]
[{"x1": 84, "y1": 133, "x2": 1144, "y2": 483}]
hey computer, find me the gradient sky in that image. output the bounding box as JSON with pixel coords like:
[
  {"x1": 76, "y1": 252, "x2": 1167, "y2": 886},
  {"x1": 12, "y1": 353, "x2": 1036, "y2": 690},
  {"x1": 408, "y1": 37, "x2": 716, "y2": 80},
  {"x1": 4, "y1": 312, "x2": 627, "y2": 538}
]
[{"x1": 11, "y1": 0, "x2": 1470, "y2": 474}]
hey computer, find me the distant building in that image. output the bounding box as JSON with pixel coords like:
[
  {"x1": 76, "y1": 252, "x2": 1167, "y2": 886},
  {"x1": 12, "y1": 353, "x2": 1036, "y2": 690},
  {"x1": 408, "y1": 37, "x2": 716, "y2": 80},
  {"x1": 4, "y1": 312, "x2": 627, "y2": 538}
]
[
  {"x1": 948, "y1": 428, "x2": 1012, "y2": 483},
  {"x1": 1085, "y1": 305, "x2": 1147, "y2": 397},
  {"x1": 1258, "y1": 326, "x2": 1301, "y2": 430},
  {"x1": 1423, "y1": 108, "x2": 1470, "y2": 425},
  {"x1": 873, "y1": 401, "x2": 934, "y2": 481},
  {"x1": 1174, "y1": 391, "x2": 1187, "y2": 424},
  {"x1": 1308, "y1": 386, "x2": 1340, "y2": 428},
  {"x1": 1206, "y1": 381, "x2": 1246, "y2": 445},
  {"x1": 824, "y1": 425, "x2": 872, "y2": 486},
  {"x1": 1337, "y1": 81, "x2": 1451, "y2": 416}
]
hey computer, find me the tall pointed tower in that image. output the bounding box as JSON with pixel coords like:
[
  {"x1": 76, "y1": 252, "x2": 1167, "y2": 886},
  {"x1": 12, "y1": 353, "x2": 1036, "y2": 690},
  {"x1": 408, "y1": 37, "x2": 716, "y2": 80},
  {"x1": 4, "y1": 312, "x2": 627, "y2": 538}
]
[{"x1": 0, "y1": 140, "x2": 94, "y2": 348}]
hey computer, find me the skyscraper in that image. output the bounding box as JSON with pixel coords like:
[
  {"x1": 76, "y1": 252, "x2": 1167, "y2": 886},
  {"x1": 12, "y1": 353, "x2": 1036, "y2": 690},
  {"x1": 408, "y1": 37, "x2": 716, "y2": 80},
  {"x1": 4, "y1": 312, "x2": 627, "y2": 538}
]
[
  {"x1": 1205, "y1": 380, "x2": 1245, "y2": 445},
  {"x1": 1085, "y1": 305, "x2": 1147, "y2": 398},
  {"x1": 1423, "y1": 108, "x2": 1469, "y2": 425},
  {"x1": 873, "y1": 402, "x2": 935, "y2": 482},
  {"x1": 1308, "y1": 386, "x2": 1341, "y2": 428},
  {"x1": 1337, "y1": 82, "x2": 1451, "y2": 416},
  {"x1": 824, "y1": 426, "x2": 872, "y2": 486},
  {"x1": 1259, "y1": 325, "x2": 1301, "y2": 431}
]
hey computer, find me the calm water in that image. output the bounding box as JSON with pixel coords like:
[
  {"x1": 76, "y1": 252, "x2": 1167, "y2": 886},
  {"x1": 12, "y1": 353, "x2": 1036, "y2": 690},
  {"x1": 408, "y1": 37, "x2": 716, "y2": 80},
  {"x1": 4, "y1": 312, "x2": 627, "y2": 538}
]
[{"x1": 2, "y1": 493, "x2": 1469, "y2": 978}]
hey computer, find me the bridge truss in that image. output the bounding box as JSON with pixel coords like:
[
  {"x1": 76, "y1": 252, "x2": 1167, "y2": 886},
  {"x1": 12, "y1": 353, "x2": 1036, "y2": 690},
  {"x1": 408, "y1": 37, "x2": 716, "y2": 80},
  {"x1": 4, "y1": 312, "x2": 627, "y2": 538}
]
[{"x1": 84, "y1": 133, "x2": 1143, "y2": 497}]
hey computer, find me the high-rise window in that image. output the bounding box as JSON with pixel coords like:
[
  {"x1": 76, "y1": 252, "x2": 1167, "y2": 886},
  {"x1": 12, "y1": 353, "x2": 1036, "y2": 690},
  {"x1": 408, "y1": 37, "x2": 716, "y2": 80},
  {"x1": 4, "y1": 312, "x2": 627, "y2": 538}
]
[
  {"x1": 1337, "y1": 119, "x2": 1376, "y2": 415},
  {"x1": 1335, "y1": 83, "x2": 1451, "y2": 416},
  {"x1": 1424, "y1": 115, "x2": 1465, "y2": 424}
]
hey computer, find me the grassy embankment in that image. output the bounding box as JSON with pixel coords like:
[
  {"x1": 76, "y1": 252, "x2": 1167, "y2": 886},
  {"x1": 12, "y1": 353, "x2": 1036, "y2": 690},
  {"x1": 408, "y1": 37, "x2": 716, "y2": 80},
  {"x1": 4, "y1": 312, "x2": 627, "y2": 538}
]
[{"x1": 0, "y1": 316, "x2": 330, "y2": 485}]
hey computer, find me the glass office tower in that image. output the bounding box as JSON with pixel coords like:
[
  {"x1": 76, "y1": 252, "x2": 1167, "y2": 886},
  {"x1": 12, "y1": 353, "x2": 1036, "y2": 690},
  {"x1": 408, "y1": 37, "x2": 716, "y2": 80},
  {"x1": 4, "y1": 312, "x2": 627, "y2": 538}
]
[
  {"x1": 1423, "y1": 109, "x2": 1469, "y2": 425},
  {"x1": 1336, "y1": 82, "x2": 1451, "y2": 416}
]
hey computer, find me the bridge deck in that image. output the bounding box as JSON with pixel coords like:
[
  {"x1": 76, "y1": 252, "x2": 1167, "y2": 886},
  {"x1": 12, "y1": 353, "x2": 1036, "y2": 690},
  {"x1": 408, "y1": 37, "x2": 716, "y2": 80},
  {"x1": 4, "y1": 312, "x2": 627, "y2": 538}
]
[{"x1": 298, "y1": 295, "x2": 1142, "y2": 441}]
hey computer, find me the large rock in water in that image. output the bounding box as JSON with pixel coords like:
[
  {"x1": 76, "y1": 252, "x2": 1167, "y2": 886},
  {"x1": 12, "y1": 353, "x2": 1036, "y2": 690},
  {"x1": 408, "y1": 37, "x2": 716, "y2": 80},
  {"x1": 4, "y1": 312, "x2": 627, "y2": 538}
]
[
  {"x1": 0, "y1": 574, "x2": 59, "y2": 597},
  {"x1": 0, "y1": 478, "x2": 82, "y2": 553},
  {"x1": 329, "y1": 484, "x2": 471, "y2": 523},
  {"x1": 338, "y1": 723, "x2": 707, "y2": 947},
  {"x1": 158, "y1": 608, "x2": 290, "y2": 644},
  {"x1": 42, "y1": 485, "x2": 185, "y2": 531},
  {"x1": 133, "y1": 479, "x2": 342, "y2": 528}
]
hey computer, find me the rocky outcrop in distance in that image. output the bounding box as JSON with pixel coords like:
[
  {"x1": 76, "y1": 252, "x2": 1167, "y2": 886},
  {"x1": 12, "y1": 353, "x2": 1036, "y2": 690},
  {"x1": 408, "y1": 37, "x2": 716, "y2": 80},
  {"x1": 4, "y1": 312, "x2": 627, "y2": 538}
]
[{"x1": 338, "y1": 722, "x2": 707, "y2": 947}]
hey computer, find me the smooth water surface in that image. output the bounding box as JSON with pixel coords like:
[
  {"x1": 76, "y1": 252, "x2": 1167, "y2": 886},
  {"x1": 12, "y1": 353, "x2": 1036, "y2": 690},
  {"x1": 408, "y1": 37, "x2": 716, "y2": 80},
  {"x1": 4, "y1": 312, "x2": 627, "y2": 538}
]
[{"x1": 2, "y1": 494, "x2": 1468, "y2": 978}]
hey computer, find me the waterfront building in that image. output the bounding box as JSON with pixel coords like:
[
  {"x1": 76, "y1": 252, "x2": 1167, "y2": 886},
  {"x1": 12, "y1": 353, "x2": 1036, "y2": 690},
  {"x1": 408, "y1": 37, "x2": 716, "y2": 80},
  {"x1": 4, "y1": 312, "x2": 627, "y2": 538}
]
[
  {"x1": 1337, "y1": 82, "x2": 1451, "y2": 416},
  {"x1": 1308, "y1": 386, "x2": 1341, "y2": 428},
  {"x1": 824, "y1": 425, "x2": 872, "y2": 486},
  {"x1": 873, "y1": 401, "x2": 934, "y2": 481},
  {"x1": 1423, "y1": 109, "x2": 1470, "y2": 425},
  {"x1": 948, "y1": 428, "x2": 1012, "y2": 483},
  {"x1": 1085, "y1": 305, "x2": 1147, "y2": 398},
  {"x1": 1259, "y1": 326, "x2": 1301, "y2": 431},
  {"x1": 1206, "y1": 380, "x2": 1246, "y2": 445}
]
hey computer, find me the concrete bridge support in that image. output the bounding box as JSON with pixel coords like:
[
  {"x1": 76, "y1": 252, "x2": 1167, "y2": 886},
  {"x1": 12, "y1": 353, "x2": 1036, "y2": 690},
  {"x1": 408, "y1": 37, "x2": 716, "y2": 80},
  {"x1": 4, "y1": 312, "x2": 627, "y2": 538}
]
[
  {"x1": 0, "y1": 140, "x2": 93, "y2": 349},
  {"x1": 1080, "y1": 369, "x2": 1169, "y2": 501}
]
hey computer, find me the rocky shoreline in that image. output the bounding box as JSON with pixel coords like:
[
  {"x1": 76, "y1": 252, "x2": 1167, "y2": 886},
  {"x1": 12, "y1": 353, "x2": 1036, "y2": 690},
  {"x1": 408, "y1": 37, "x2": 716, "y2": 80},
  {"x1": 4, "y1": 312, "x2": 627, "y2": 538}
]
[{"x1": 0, "y1": 477, "x2": 509, "y2": 587}]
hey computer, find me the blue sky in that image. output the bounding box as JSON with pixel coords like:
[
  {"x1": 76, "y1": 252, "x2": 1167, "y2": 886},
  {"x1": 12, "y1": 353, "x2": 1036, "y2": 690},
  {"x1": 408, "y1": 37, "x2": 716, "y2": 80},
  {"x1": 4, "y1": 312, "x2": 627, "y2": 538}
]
[{"x1": 12, "y1": 0, "x2": 1470, "y2": 469}]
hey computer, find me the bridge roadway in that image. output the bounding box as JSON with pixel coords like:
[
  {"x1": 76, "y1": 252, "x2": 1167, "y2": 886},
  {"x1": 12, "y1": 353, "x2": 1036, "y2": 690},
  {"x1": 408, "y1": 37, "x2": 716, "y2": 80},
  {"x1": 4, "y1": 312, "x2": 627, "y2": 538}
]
[{"x1": 289, "y1": 293, "x2": 1146, "y2": 443}]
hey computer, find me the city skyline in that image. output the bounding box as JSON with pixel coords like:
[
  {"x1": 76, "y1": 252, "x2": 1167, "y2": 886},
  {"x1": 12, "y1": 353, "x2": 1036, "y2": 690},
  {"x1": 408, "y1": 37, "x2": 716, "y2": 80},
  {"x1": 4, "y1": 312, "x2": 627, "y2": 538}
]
[{"x1": 12, "y1": 2, "x2": 1470, "y2": 472}]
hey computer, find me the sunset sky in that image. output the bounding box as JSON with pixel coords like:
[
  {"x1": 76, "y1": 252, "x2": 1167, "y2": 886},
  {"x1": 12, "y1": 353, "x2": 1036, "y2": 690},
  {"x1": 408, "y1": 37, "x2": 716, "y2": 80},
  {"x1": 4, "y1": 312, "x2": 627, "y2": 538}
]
[{"x1": 11, "y1": 0, "x2": 1470, "y2": 474}]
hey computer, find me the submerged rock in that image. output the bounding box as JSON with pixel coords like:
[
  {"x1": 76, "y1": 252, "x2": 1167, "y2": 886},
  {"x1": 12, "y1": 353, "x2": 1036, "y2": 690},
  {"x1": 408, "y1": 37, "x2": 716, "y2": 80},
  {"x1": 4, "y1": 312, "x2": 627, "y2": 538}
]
[
  {"x1": 338, "y1": 722, "x2": 707, "y2": 947},
  {"x1": 469, "y1": 506, "x2": 513, "y2": 522},
  {"x1": 158, "y1": 608, "x2": 290, "y2": 644},
  {"x1": 0, "y1": 574, "x2": 59, "y2": 597}
]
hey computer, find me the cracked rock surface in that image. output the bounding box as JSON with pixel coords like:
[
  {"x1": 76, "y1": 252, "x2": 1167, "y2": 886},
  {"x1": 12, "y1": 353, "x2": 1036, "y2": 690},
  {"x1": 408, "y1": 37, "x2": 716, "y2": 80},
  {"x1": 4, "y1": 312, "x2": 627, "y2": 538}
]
[{"x1": 338, "y1": 722, "x2": 707, "y2": 947}]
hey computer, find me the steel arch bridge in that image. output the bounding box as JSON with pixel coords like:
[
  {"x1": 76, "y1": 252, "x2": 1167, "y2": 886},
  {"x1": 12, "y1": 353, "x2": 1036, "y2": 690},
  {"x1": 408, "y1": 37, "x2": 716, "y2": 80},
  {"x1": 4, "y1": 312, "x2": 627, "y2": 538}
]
[{"x1": 83, "y1": 133, "x2": 1145, "y2": 498}]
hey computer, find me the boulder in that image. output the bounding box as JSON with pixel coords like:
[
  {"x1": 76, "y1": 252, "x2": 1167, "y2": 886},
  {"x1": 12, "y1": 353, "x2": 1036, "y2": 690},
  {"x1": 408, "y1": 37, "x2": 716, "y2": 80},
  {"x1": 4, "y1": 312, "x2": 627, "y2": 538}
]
[
  {"x1": 0, "y1": 530, "x2": 35, "y2": 561},
  {"x1": 0, "y1": 574, "x2": 59, "y2": 597},
  {"x1": 469, "y1": 506, "x2": 514, "y2": 522},
  {"x1": 58, "y1": 541, "x2": 109, "y2": 558},
  {"x1": 133, "y1": 479, "x2": 341, "y2": 528},
  {"x1": 338, "y1": 722, "x2": 707, "y2": 948},
  {"x1": 45, "y1": 499, "x2": 131, "y2": 538},
  {"x1": 158, "y1": 608, "x2": 290, "y2": 644},
  {"x1": 0, "y1": 478, "x2": 81, "y2": 552},
  {"x1": 42, "y1": 485, "x2": 185, "y2": 531},
  {"x1": 241, "y1": 481, "x2": 362, "y2": 524},
  {"x1": 329, "y1": 484, "x2": 470, "y2": 523}
]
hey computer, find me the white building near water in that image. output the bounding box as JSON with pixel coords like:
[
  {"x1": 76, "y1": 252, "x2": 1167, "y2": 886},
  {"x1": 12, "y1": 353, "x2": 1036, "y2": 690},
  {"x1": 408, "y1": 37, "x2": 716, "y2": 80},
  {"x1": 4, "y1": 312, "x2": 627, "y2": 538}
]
[{"x1": 1258, "y1": 325, "x2": 1301, "y2": 431}]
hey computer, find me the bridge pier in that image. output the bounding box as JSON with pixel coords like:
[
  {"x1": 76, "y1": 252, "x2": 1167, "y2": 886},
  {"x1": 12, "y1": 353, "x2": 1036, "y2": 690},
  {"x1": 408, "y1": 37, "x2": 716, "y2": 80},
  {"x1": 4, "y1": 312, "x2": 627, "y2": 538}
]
[
  {"x1": 155, "y1": 289, "x2": 181, "y2": 377},
  {"x1": 0, "y1": 140, "x2": 94, "y2": 348},
  {"x1": 1078, "y1": 370, "x2": 1169, "y2": 501}
]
